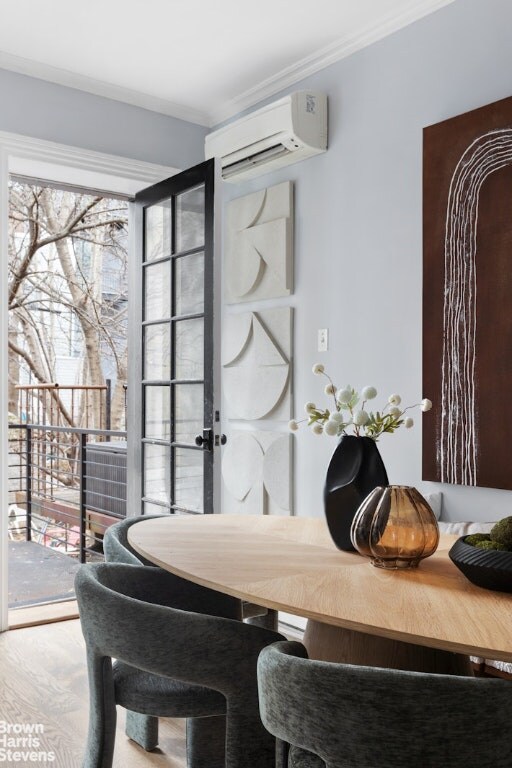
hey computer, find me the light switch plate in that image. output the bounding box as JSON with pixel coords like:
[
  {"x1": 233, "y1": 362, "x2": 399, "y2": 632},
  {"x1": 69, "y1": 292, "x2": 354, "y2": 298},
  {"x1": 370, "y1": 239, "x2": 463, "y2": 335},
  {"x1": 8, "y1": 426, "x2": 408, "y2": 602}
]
[{"x1": 318, "y1": 328, "x2": 328, "y2": 352}]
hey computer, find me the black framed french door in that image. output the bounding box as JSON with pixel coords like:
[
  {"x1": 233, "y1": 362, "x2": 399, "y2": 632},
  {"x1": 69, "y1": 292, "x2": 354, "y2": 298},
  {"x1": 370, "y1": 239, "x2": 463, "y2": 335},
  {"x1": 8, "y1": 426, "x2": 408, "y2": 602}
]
[{"x1": 131, "y1": 160, "x2": 217, "y2": 515}]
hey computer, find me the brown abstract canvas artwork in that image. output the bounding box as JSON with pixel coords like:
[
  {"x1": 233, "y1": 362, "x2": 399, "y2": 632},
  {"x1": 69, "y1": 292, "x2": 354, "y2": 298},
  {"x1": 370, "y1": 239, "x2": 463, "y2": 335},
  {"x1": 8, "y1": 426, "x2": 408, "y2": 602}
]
[{"x1": 423, "y1": 95, "x2": 512, "y2": 490}]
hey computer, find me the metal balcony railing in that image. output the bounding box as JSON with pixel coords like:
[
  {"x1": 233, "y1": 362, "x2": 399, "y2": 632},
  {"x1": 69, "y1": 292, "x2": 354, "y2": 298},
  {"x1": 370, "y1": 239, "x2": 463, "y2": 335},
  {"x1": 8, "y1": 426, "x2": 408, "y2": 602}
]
[{"x1": 8, "y1": 423, "x2": 127, "y2": 563}]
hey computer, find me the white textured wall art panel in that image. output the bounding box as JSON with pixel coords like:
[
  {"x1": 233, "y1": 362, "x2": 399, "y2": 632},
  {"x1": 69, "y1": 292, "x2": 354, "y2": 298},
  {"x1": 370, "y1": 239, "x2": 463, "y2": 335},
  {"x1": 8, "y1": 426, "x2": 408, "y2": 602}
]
[
  {"x1": 225, "y1": 181, "x2": 293, "y2": 303},
  {"x1": 222, "y1": 430, "x2": 292, "y2": 515},
  {"x1": 222, "y1": 307, "x2": 292, "y2": 421}
]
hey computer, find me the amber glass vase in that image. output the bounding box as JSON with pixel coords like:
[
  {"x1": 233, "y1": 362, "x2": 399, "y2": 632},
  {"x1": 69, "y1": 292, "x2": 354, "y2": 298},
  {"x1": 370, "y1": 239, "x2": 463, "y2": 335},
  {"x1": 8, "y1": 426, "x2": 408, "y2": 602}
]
[{"x1": 350, "y1": 485, "x2": 439, "y2": 569}]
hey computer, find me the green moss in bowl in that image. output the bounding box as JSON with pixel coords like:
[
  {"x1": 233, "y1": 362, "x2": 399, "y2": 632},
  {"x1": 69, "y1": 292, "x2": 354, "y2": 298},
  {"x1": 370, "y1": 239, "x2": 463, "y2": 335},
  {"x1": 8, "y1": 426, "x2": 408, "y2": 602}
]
[{"x1": 462, "y1": 518, "x2": 512, "y2": 552}]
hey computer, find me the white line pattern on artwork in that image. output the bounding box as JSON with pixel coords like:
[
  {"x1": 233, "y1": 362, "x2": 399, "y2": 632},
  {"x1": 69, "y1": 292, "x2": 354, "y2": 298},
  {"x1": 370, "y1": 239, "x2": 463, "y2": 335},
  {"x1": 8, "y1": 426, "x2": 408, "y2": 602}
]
[{"x1": 441, "y1": 129, "x2": 512, "y2": 485}]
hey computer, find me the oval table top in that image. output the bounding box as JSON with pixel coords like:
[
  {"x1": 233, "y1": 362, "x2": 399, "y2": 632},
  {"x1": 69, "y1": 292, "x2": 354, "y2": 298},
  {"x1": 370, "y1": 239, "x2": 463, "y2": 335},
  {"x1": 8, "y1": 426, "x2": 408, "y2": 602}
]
[{"x1": 128, "y1": 514, "x2": 512, "y2": 663}]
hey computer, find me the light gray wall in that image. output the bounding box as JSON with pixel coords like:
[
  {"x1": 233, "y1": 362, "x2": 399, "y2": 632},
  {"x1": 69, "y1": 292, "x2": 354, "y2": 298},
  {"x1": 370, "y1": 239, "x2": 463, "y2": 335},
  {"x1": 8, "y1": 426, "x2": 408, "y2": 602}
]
[
  {"x1": 220, "y1": 0, "x2": 512, "y2": 523},
  {"x1": 0, "y1": 68, "x2": 207, "y2": 168}
]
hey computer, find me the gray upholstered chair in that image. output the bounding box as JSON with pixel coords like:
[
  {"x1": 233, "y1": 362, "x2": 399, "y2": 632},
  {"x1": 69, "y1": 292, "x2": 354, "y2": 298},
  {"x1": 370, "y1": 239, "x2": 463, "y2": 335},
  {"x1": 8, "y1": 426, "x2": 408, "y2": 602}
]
[
  {"x1": 76, "y1": 562, "x2": 284, "y2": 768},
  {"x1": 104, "y1": 514, "x2": 279, "y2": 755},
  {"x1": 104, "y1": 514, "x2": 244, "y2": 754},
  {"x1": 257, "y1": 640, "x2": 512, "y2": 768},
  {"x1": 104, "y1": 516, "x2": 278, "y2": 632}
]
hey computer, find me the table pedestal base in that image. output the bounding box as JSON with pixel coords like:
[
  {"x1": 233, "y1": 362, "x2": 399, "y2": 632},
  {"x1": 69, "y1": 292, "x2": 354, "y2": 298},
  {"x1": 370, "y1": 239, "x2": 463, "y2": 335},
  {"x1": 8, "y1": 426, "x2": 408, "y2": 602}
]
[{"x1": 303, "y1": 620, "x2": 473, "y2": 675}]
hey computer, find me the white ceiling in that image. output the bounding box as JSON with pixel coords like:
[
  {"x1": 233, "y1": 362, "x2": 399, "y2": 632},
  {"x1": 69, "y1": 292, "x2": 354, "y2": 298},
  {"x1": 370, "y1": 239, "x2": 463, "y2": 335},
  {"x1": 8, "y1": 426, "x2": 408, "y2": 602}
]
[{"x1": 0, "y1": 0, "x2": 453, "y2": 126}]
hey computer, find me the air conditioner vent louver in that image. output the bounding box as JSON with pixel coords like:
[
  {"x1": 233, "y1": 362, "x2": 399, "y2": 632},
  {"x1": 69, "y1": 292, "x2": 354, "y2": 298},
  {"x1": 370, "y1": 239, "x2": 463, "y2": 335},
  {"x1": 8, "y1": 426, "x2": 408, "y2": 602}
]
[
  {"x1": 223, "y1": 143, "x2": 292, "y2": 179},
  {"x1": 205, "y1": 91, "x2": 327, "y2": 182}
]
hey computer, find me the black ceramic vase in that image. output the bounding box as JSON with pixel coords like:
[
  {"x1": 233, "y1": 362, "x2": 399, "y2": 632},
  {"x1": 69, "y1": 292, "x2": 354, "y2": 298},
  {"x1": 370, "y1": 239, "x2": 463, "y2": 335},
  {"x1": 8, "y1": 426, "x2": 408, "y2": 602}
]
[{"x1": 324, "y1": 435, "x2": 389, "y2": 552}]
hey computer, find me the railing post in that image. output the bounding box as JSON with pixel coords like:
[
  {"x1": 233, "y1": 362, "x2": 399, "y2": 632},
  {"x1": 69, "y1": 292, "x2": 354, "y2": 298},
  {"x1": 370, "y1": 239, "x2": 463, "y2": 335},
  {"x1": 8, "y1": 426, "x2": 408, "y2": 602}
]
[
  {"x1": 105, "y1": 379, "x2": 112, "y2": 432},
  {"x1": 26, "y1": 427, "x2": 32, "y2": 542},
  {"x1": 79, "y1": 432, "x2": 87, "y2": 564}
]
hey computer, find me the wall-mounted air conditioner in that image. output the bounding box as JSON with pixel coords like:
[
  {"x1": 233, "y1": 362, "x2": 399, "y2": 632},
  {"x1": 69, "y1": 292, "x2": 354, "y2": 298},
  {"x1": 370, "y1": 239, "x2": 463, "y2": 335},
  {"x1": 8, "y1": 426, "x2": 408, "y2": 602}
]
[{"x1": 205, "y1": 91, "x2": 327, "y2": 182}]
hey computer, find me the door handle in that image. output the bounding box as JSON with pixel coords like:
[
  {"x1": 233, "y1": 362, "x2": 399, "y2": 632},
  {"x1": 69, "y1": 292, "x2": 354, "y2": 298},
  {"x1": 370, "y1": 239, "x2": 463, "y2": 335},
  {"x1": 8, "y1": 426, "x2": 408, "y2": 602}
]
[{"x1": 195, "y1": 428, "x2": 213, "y2": 451}]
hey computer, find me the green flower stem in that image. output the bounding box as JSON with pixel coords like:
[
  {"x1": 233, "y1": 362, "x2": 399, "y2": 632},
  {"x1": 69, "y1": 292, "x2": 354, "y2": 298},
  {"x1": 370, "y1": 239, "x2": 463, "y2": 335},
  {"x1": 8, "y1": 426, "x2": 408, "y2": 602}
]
[{"x1": 321, "y1": 370, "x2": 339, "y2": 412}]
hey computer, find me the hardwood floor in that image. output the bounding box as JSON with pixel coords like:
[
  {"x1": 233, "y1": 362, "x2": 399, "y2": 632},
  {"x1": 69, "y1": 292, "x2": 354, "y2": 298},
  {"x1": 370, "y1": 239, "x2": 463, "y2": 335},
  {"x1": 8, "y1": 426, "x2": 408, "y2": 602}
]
[
  {"x1": 0, "y1": 619, "x2": 186, "y2": 767},
  {"x1": 8, "y1": 599, "x2": 79, "y2": 629}
]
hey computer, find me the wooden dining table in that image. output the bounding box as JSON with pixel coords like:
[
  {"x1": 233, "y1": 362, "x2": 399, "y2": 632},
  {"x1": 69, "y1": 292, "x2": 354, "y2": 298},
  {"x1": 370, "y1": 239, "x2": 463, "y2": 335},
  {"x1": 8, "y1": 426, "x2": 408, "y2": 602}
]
[{"x1": 128, "y1": 514, "x2": 512, "y2": 674}]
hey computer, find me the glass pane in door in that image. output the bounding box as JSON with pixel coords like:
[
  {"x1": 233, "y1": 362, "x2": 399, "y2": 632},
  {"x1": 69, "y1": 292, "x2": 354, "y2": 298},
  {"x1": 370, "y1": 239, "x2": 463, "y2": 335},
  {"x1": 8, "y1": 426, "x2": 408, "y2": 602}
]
[
  {"x1": 175, "y1": 318, "x2": 204, "y2": 380},
  {"x1": 144, "y1": 261, "x2": 171, "y2": 321},
  {"x1": 174, "y1": 448, "x2": 203, "y2": 513},
  {"x1": 175, "y1": 252, "x2": 204, "y2": 315},
  {"x1": 144, "y1": 444, "x2": 171, "y2": 504},
  {"x1": 176, "y1": 186, "x2": 205, "y2": 252},
  {"x1": 174, "y1": 384, "x2": 203, "y2": 445},
  {"x1": 144, "y1": 386, "x2": 170, "y2": 440},
  {"x1": 144, "y1": 324, "x2": 171, "y2": 380},
  {"x1": 145, "y1": 202, "x2": 172, "y2": 261}
]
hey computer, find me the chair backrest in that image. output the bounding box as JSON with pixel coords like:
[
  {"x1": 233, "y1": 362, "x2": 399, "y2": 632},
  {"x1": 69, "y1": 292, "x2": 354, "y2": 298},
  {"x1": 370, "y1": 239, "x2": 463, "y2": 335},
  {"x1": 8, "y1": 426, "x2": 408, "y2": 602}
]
[
  {"x1": 77, "y1": 563, "x2": 285, "y2": 767},
  {"x1": 257, "y1": 641, "x2": 512, "y2": 768},
  {"x1": 103, "y1": 515, "x2": 164, "y2": 566},
  {"x1": 103, "y1": 515, "x2": 243, "y2": 620}
]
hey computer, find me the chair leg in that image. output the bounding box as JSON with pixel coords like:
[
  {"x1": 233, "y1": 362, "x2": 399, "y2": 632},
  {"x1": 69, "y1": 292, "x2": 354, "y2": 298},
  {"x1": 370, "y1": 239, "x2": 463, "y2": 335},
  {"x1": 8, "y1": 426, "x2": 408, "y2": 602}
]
[
  {"x1": 186, "y1": 715, "x2": 226, "y2": 768},
  {"x1": 246, "y1": 609, "x2": 278, "y2": 632},
  {"x1": 224, "y1": 706, "x2": 276, "y2": 768},
  {"x1": 276, "y1": 739, "x2": 289, "y2": 768},
  {"x1": 83, "y1": 654, "x2": 117, "y2": 768},
  {"x1": 125, "y1": 710, "x2": 159, "y2": 751}
]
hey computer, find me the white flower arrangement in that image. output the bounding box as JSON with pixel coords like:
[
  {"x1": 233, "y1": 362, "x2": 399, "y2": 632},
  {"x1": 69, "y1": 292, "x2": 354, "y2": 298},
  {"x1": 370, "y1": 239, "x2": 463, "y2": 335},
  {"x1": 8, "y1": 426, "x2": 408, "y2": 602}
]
[{"x1": 287, "y1": 365, "x2": 433, "y2": 441}]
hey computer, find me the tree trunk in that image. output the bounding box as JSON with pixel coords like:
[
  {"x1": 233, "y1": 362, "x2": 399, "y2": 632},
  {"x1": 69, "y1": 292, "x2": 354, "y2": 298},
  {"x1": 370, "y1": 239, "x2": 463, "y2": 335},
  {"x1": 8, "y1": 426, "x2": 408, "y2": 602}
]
[
  {"x1": 49, "y1": 206, "x2": 105, "y2": 429},
  {"x1": 110, "y1": 361, "x2": 127, "y2": 431},
  {"x1": 8, "y1": 341, "x2": 20, "y2": 416}
]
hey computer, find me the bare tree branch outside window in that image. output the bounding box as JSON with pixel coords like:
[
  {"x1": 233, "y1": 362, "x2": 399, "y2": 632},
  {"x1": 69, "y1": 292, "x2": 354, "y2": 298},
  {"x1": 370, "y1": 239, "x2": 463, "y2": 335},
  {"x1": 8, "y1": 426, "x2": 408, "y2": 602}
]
[{"x1": 8, "y1": 180, "x2": 129, "y2": 431}]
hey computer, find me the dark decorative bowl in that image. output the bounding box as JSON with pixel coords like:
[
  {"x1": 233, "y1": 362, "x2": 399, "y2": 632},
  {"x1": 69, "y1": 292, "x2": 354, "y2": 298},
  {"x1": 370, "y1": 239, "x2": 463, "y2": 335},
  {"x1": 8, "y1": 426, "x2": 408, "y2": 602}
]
[{"x1": 449, "y1": 536, "x2": 512, "y2": 593}]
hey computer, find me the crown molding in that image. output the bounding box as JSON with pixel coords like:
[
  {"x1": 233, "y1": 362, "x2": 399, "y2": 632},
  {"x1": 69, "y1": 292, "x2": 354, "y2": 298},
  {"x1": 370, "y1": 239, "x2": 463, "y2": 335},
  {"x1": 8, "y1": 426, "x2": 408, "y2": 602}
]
[
  {"x1": 0, "y1": 0, "x2": 454, "y2": 130},
  {"x1": 208, "y1": 0, "x2": 455, "y2": 126},
  {"x1": 0, "y1": 50, "x2": 211, "y2": 127}
]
